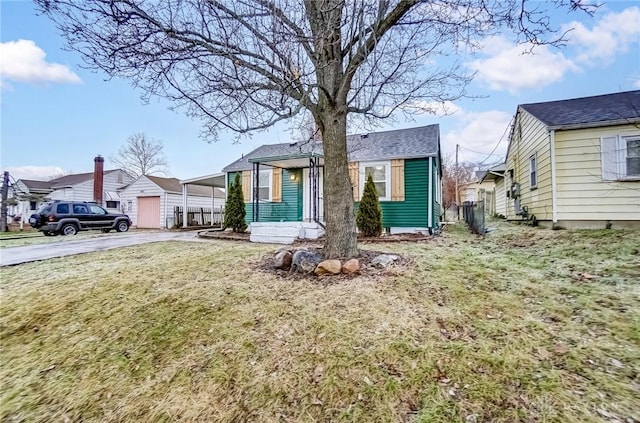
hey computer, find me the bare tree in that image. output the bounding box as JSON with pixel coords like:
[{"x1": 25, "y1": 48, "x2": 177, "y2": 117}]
[
  {"x1": 112, "y1": 133, "x2": 168, "y2": 178},
  {"x1": 36, "y1": 0, "x2": 594, "y2": 257},
  {"x1": 442, "y1": 154, "x2": 475, "y2": 209}
]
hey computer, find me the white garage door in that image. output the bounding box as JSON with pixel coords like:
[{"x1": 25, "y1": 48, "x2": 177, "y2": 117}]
[{"x1": 137, "y1": 196, "x2": 161, "y2": 228}]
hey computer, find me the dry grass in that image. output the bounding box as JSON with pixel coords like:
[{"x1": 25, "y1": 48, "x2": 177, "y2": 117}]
[{"x1": 1, "y1": 222, "x2": 639, "y2": 422}]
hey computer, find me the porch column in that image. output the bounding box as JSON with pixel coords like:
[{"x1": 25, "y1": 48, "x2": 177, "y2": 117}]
[
  {"x1": 252, "y1": 162, "x2": 260, "y2": 222},
  {"x1": 182, "y1": 183, "x2": 188, "y2": 228},
  {"x1": 211, "y1": 186, "x2": 215, "y2": 226}
]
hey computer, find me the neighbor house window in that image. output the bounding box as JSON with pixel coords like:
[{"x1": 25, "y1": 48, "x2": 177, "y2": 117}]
[
  {"x1": 30, "y1": 201, "x2": 37, "y2": 210},
  {"x1": 626, "y1": 137, "x2": 640, "y2": 177},
  {"x1": 258, "y1": 169, "x2": 272, "y2": 200},
  {"x1": 529, "y1": 154, "x2": 537, "y2": 189},
  {"x1": 106, "y1": 201, "x2": 119, "y2": 209},
  {"x1": 360, "y1": 162, "x2": 390, "y2": 201},
  {"x1": 601, "y1": 134, "x2": 640, "y2": 180}
]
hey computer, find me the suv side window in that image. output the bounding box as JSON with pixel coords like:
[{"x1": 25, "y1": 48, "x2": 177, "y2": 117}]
[
  {"x1": 89, "y1": 205, "x2": 107, "y2": 215},
  {"x1": 73, "y1": 204, "x2": 89, "y2": 214},
  {"x1": 56, "y1": 203, "x2": 69, "y2": 214}
]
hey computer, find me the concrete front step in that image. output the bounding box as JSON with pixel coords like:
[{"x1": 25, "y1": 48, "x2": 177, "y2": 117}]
[{"x1": 249, "y1": 221, "x2": 324, "y2": 244}]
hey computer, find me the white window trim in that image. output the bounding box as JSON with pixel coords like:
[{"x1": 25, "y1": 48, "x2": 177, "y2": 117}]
[
  {"x1": 601, "y1": 134, "x2": 640, "y2": 181},
  {"x1": 256, "y1": 168, "x2": 273, "y2": 201},
  {"x1": 359, "y1": 161, "x2": 391, "y2": 201},
  {"x1": 529, "y1": 154, "x2": 538, "y2": 190},
  {"x1": 623, "y1": 135, "x2": 640, "y2": 179}
]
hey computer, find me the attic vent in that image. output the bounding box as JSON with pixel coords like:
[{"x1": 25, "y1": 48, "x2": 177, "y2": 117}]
[{"x1": 361, "y1": 134, "x2": 369, "y2": 139}]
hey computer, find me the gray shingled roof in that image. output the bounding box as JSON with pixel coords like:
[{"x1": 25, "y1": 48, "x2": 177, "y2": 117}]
[
  {"x1": 222, "y1": 124, "x2": 440, "y2": 172},
  {"x1": 520, "y1": 90, "x2": 640, "y2": 129},
  {"x1": 19, "y1": 179, "x2": 54, "y2": 191},
  {"x1": 49, "y1": 169, "x2": 119, "y2": 188},
  {"x1": 146, "y1": 175, "x2": 225, "y2": 198}
]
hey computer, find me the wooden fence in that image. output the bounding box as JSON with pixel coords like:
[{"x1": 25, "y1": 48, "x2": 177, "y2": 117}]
[{"x1": 174, "y1": 206, "x2": 224, "y2": 227}]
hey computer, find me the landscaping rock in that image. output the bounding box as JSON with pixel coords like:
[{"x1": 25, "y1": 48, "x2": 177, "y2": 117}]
[
  {"x1": 371, "y1": 254, "x2": 400, "y2": 268},
  {"x1": 291, "y1": 250, "x2": 322, "y2": 273},
  {"x1": 342, "y1": 258, "x2": 360, "y2": 274},
  {"x1": 274, "y1": 250, "x2": 292, "y2": 270},
  {"x1": 315, "y1": 259, "x2": 342, "y2": 276}
]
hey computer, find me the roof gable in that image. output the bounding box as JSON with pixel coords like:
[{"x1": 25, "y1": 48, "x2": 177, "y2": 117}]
[
  {"x1": 520, "y1": 90, "x2": 640, "y2": 129},
  {"x1": 223, "y1": 124, "x2": 441, "y2": 172}
]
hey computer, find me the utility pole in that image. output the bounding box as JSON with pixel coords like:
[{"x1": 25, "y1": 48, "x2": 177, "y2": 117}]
[
  {"x1": 455, "y1": 144, "x2": 459, "y2": 220},
  {"x1": 1, "y1": 171, "x2": 9, "y2": 232}
]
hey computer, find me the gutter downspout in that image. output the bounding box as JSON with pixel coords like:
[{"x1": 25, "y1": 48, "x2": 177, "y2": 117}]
[
  {"x1": 550, "y1": 130, "x2": 558, "y2": 225},
  {"x1": 428, "y1": 157, "x2": 433, "y2": 228},
  {"x1": 164, "y1": 191, "x2": 168, "y2": 229}
]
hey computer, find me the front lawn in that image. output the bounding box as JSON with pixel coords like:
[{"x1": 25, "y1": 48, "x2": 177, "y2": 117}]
[{"x1": 1, "y1": 223, "x2": 638, "y2": 422}]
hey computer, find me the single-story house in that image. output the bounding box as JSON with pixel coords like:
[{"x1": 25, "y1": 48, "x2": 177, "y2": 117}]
[
  {"x1": 505, "y1": 90, "x2": 640, "y2": 228},
  {"x1": 222, "y1": 124, "x2": 443, "y2": 243},
  {"x1": 119, "y1": 175, "x2": 225, "y2": 228},
  {"x1": 479, "y1": 164, "x2": 507, "y2": 218},
  {"x1": 9, "y1": 157, "x2": 133, "y2": 222}
]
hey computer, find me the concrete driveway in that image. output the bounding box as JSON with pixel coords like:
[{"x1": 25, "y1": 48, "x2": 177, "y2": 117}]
[{"x1": 0, "y1": 231, "x2": 207, "y2": 267}]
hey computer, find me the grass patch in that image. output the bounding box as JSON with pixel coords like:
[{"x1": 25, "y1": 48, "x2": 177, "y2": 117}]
[{"x1": 1, "y1": 222, "x2": 639, "y2": 422}]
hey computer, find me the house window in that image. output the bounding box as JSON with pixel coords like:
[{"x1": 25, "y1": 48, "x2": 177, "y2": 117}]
[
  {"x1": 106, "y1": 201, "x2": 119, "y2": 209},
  {"x1": 258, "y1": 169, "x2": 272, "y2": 200},
  {"x1": 601, "y1": 134, "x2": 640, "y2": 180},
  {"x1": 626, "y1": 137, "x2": 640, "y2": 177},
  {"x1": 30, "y1": 201, "x2": 37, "y2": 210},
  {"x1": 529, "y1": 154, "x2": 537, "y2": 189},
  {"x1": 360, "y1": 162, "x2": 390, "y2": 201}
]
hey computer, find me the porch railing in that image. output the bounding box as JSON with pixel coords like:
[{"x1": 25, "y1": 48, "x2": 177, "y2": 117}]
[{"x1": 174, "y1": 206, "x2": 224, "y2": 228}]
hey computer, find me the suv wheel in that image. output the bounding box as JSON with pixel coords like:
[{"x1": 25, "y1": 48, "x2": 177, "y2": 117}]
[
  {"x1": 61, "y1": 223, "x2": 78, "y2": 236},
  {"x1": 116, "y1": 221, "x2": 130, "y2": 233}
]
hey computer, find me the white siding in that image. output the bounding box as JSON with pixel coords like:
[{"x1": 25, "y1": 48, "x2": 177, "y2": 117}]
[
  {"x1": 555, "y1": 125, "x2": 640, "y2": 221},
  {"x1": 47, "y1": 170, "x2": 133, "y2": 212},
  {"x1": 505, "y1": 109, "x2": 553, "y2": 220},
  {"x1": 120, "y1": 175, "x2": 224, "y2": 228},
  {"x1": 494, "y1": 178, "x2": 507, "y2": 218}
]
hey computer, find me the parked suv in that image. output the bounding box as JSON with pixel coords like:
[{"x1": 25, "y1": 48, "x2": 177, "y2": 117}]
[{"x1": 29, "y1": 201, "x2": 132, "y2": 236}]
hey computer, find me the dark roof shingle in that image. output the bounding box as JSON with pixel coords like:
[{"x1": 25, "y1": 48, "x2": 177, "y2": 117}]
[
  {"x1": 520, "y1": 90, "x2": 640, "y2": 129},
  {"x1": 223, "y1": 124, "x2": 440, "y2": 172}
]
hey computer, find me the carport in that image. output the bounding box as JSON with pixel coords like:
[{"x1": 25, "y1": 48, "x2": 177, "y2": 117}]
[{"x1": 179, "y1": 173, "x2": 227, "y2": 228}]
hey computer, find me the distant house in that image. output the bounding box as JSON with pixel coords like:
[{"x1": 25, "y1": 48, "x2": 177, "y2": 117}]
[
  {"x1": 505, "y1": 90, "x2": 640, "y2": 228},
  {"x1": 9, "y1": 157, "x2": 133, "y2": 222},
  {"x1": 479, "y1": 164, "x2": 507, "y2": 218},
  {"x1": 119, "y1": 175, "x2": 225, "y2": 228},
  {"x1": 222, "y1": 124, "x2": 443, "y2": 243}
]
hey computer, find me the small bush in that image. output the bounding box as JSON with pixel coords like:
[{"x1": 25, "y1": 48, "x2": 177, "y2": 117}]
[
  {"x1": 223, "y1": 173, "x2": 247, "y2": 232},
  {"x1": 356, "y1": 174, "x2": 383, "y2": 237}
]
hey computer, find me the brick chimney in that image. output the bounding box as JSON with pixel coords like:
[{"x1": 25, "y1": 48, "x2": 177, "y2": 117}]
[{"x1": 93, "y1": 155, "x2": 105, "y2": 205}]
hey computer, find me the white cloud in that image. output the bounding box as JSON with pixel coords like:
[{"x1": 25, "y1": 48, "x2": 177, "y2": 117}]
[
  {"x1": 442, "y1": 110, "x2": 513, "y2": 164},
  {"x1": 4, "y1": 166, "x2": 65, "y2": 180},
  {"x1": 467, "y1": 36, "x2": 576, "y2": 93},
  {"x1": 0, "y1": 39, "x2": 81, "y2": 86},
  {"x1": 563, "y1": 6, "x2": 640, "y2": 64}
]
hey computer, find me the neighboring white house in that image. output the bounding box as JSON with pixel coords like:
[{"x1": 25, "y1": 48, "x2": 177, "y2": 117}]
[
  {"x1": 9, "y1": 168, "x2": 133, "y2": 223},
  {"x1": 46, "y1": 169, "x2": 133, "y2": 212},
  {"x1": 119, "y1": 175, "x2": 225, "y2": 228}
]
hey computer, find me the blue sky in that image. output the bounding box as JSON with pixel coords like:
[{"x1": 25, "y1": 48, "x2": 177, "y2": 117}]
[{"x1": 1, "y1": 0, "x2": 639, "y2": 180}]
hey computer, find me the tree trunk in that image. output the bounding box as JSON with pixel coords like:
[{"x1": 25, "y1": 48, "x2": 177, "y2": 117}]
[{"x1": 321, "y1": 110, "x2": 359, "y2": 258}]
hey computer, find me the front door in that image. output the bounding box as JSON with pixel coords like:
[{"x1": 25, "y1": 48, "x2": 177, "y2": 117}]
[{"x1": 302, "y1": 167, "x2": 324, "y2": 222}]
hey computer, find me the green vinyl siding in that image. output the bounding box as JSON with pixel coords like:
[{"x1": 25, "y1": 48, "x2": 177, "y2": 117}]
[
  {"x1": 228, "y1": 169, "x2": 302, "y2": 223},
  {"x1": 379, "y1": 158, "x2": 429, "y2": 227},
  {"x1": 355, "y1": 158, "x2": 430, "y2": 228}
]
